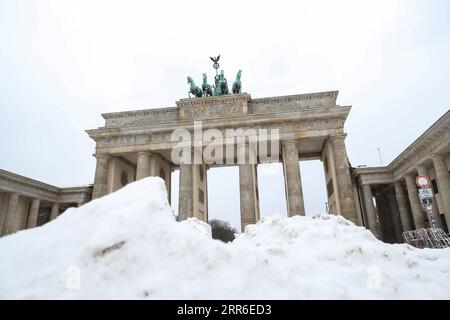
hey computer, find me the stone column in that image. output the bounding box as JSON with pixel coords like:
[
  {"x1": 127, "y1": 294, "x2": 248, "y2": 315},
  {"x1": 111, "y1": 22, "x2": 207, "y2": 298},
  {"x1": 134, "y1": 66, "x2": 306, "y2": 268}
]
[
  {"x1": 92, "y1": 155, "x2": 110, "y2": 199},
  {"x1": 136, "y1": 152, "x2": 152, "y2": 180},
  {"x1": 361, "y1": 185, "x2": 381, "y2": 239},
  {"x1": 405, "y1": 173, "x2": 425, "y2": 229},
  {"x1": 50, "y1": 203, "x2": 60, "y2": 220},
  {"x1": 387, "y1": 187, "x2": 403, "y2": 242},
  {"x1": 329, "y1": 134, "x2": 358, "y2": 223},
  {"x1": 394, "y1": 181, "x2": 412, "y2": 231},
  {"x1": 2, "y1": 193, "x2": 19, "y2": 236},
  {"x1": 432, "y1": 155, "x2": 450, "y2": 229},
  {"x1": 238, "y1": 142, "x2": 260, "y2": 231},
  {"x1": 26, "y1": 199, "x2": 40, "y2": 229},
  {"x1": 281, "y1": 139, "x2": 305, "y2": 217},
  {"x1": 178, "y1": 163, "x2": 193, "y2": 221}
]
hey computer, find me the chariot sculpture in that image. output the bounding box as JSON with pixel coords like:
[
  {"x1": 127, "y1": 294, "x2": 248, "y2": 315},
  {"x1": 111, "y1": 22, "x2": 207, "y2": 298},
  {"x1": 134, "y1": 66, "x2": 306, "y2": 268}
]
[{"x1": 187, "y1": 55, "x2": 242, "y2": 98}]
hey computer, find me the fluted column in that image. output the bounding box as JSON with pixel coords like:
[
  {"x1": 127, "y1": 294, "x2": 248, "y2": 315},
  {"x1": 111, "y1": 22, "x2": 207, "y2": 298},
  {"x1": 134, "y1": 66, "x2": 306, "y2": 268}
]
[
  {"x1": 92, "y1": 155, "x2": 110, "y2": 199},
  {"x1": 394, "y1": 181, "x2": 412, "y2": 231},
  {"x1": 26, "y1": 199, "x2": 40, "y2": 229},
  {"x1": 238, "y1": 142, "x2": 260, "y2": 231},
  {"x1": 432, "y1": 155, "x2": 450, "y2": 229},
  {"x1": 50, "y1": 203, "x2": 60, "y2": 220},
  {"x1": 329, "y1": 134, "x2": 358, "y2": 223},
  {"x1": 2, "y1": 193, "x2": 19, "y2": 236},
  {"x1": 282, "y1": 139, "x2": 305, "y2": 217},
  {"x1": 362, "y1": 185, "x2": 381, "y2": 239},
  {"x1": 136, "y1": 152, "x2": 151, "y2": 180},
  {"x1": 405, "y1": 173, "x2": 425, "y2": 229},
  {"x1": 178, "y1": 163, "x2": 193, "y2": 221}
]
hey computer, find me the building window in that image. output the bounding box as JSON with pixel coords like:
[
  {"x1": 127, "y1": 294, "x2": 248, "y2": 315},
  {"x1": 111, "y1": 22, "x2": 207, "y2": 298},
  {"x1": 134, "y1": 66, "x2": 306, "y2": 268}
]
[
  {"x1": 431, "y1": 179, "x2": 439, "y2": 194},
  {"x1": 120, "y1": 170, "x2": 128, "y2": 187},
  {"x1": 324, "y1": 157, "x2": 329, "y2": 174}
]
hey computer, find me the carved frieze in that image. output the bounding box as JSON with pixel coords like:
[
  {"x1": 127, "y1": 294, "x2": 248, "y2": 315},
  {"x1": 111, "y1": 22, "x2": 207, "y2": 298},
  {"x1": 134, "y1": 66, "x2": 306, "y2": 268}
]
[{"x1": 177, "y1": 94, "x2": 250, "y2": 120}]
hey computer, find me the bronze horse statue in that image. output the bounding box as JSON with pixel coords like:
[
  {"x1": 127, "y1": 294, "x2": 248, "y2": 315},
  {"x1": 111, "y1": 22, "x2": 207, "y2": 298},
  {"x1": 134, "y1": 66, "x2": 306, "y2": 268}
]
[
  {"x1": 202, "y1": 73, "x2": 213, "y2": 97},
  {"x1": 187, "y1": 76, "x2": 203, "y2": 98},
  {"x1": 232, "y1": 70, "x2": 242, "y2": 94}
]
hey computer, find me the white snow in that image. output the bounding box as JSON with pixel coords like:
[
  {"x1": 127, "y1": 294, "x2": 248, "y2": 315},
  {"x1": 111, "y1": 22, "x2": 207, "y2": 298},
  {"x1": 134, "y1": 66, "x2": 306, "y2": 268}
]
[{"x1": 0, "y1": 177, "x2": 449, "y2": 299}]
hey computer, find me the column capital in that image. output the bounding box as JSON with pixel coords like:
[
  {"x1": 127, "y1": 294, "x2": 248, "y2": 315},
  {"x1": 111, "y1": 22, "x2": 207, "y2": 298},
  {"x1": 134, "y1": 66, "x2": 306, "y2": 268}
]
[
  {"x1": 329, "y1": 133, "x2": 347, "y2": 141},
  {"x1": 137, "y1": 151, "x2": 152, "y2": 157},
  {"x1": 94, "y1": 154, "x2": 111, "y2": 160},
  {"x1": 281, "y1": 138, "x2": 297, "y2": 146},
  {"x1": 393, "y1": 180, "x2": 403, "y2": 187},
  {"x1": 432, "y1": 154, "x2": 446, "y2": 162},
  {"x1": 405, "y1": 172, "x2": 417, "y2": 179}
]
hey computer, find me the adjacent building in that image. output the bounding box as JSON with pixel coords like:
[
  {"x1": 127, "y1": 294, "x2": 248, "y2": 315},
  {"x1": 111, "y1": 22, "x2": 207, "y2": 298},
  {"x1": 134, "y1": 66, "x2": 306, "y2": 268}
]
[{"x1": 0, "y1": 169, "x2": 92, "y2": 237}]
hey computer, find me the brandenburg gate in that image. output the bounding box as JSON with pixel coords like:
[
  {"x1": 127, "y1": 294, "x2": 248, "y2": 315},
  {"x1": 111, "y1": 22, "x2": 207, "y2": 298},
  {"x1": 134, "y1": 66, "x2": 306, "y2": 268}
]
[{"x1": 86, "y1": 90, "x2": 359, "y2": 230}]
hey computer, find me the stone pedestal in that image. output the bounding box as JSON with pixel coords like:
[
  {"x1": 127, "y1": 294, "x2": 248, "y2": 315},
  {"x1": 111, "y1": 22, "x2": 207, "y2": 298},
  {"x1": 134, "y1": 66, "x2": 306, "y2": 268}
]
[
  {"x1": 238, "y1": 143, "x2": 260, "y2": 231},
  {"x1": 26, "y1": 199, "x2": 40, "y2": 229},
  {"x1": 432, "y1": 155, "x2": 450, "y2": 229},
  {"x1": 362, "y1": 185, "x2": 381, "y2": 239},
  {"x1": 92, "y1": 155, "x2": 110, "y2": 199},
  {"x1": 394, "y1": 181, "x2": 412, "y2": 231},
  {"x1": 282, "y1": 139, "x2": 305, "y2": 217},
  {"x1": 329, "y1": 134, "x2": 358, "y2": 223},
  {"x1": 405, "y1": 173, "x2": 425, "y2": 229},
  {"x1": 2, "y1": 193, "x2": 19, "y2": 236}
]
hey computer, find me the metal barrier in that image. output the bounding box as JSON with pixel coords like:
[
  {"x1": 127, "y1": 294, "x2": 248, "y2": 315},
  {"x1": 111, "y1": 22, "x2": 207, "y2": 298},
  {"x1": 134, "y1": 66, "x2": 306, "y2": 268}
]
[{"x1": 402, "y1": 228, "x2": 450, "y2": 249}]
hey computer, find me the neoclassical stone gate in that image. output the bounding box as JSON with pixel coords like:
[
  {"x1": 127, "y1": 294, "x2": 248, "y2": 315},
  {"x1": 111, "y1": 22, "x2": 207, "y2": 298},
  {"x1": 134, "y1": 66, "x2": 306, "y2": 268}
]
[{"x1": 87, "y1": 91, "x2": 359, "y2": 230}]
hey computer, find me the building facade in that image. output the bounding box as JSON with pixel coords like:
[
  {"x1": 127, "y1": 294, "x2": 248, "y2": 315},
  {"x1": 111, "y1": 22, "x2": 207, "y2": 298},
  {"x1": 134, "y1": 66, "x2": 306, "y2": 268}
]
[
  {"x1": 86, "y1": 91, "x2": 359, "y2": 231},
  {"x1": 354, "y1": 110, "x2": 450, "y2": 243},
  {"x1": 0, "y1": 169, "x2": 92, "y2": 237}
]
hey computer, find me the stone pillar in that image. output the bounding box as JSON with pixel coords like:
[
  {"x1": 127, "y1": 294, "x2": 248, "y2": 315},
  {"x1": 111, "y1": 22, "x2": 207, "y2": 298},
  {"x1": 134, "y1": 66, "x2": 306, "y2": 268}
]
[
  {"x1": 281, "y1": 139, "x2": 305, "y2": 217},
  {"x1": 329, "y1": 134, "x2": 358, "y2": 223},
  {"x1": 92, "y1": 155, "x2": 110, "y2": 199},
  {"x1": 26, "y1": 199, "x2": 40, "y2": 229},
  {"x1": 387, "y1": 187, "x2": 403, "y2": 242},
  {"x1": 178, "y1": 163, "x2": 193, "y2": 221},
  {"x1": 362, "y1": 185, "x2": 381, "y2": 239},
  {"x1": 238, "y1": 142, "x2": 260, "y2": 231},
  {"x1": 2, "y1": 193, "x2": 19, "y2": 236},
  {"x1": 394, "y1": 181, "x2": 412, "y2": 231},
  {"x1": 50, "y1": 203, "x2": 60, "y2": 220},
  {"x1": 136, "y1": 152, "x2": 152, "y2": 180},
  {"x1": 432, "y1": 155, "x2": 450, "y2": 229},
  {"x1": 405, "y1": 173, "x2": 425, "y2": 229}
]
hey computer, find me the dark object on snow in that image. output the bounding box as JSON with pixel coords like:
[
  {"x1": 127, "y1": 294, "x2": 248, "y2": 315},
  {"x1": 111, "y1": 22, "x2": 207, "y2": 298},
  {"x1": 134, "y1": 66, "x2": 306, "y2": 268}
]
[{"x1": 209, "y1": 219, "x2": 237, "y2": 243}]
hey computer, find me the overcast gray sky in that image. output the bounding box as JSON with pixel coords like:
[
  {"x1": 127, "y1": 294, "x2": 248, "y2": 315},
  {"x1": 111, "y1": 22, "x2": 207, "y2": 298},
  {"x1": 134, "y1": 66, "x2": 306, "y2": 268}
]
[{"x1": 1, "y1": 0, "x2": 449, "y2": 229}]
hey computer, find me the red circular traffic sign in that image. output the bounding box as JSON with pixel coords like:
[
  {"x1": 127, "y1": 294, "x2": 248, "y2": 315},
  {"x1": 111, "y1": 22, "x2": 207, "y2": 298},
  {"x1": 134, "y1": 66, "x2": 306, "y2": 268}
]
[{"x1": 415, "y1": 175, "x2": 431, "y2": 189}]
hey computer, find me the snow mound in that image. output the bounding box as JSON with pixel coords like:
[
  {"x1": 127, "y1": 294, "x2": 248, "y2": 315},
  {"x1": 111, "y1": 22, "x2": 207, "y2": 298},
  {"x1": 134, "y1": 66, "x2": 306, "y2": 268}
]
[{"x1": 1, "y1": 177, "x2": 449, "y2": 299}]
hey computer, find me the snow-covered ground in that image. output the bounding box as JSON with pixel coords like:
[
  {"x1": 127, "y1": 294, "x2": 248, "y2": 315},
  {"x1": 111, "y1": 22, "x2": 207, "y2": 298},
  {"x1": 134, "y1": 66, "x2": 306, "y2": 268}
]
[{"x1": 0, "y1": 177, "x2": 449, "y2": 299}]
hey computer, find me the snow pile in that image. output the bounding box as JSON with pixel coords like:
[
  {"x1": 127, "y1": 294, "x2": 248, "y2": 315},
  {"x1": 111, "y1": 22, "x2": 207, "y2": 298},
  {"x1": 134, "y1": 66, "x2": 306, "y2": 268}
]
[{"x1": 0, "y1": 177, "x2": 449, "y2": 299}]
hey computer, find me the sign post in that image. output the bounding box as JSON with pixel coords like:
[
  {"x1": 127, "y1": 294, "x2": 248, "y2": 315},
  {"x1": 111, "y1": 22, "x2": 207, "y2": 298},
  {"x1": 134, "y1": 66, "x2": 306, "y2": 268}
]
[{"x1": 415, "y1": 175, "x2": 439, "y2": 228}]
